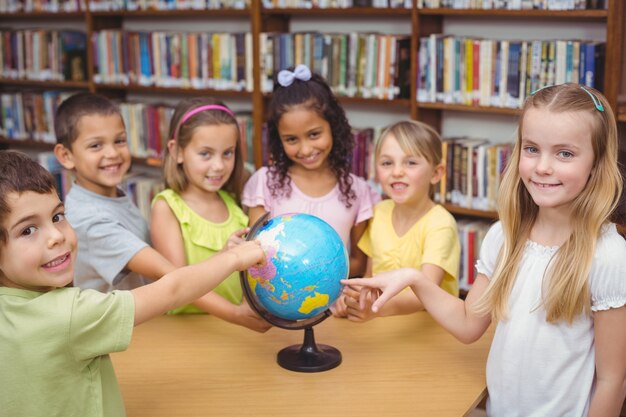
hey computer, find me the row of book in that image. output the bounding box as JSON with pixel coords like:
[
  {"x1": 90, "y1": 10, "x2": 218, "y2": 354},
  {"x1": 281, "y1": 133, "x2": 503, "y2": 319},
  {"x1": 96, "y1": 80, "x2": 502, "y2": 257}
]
[
  {"x1": 1, "y1": 91, "x2": 72, "y2": 143},
  {"x1": 36, "y1": 151, "x2": 74, "y2": 201},
  {"x1": 260, "y1": 32, "x2": 411, "y2": 100},
  {"x1": 262, "y1": 0, "x2": 410, "y2": 8},
  {"x1": 0, "y1": 91, "x2": 255, "y2": 168},
  {"x1": 0, "y1": 30, "x2": 88, "y2": 82},
  {"x1": 0, "y1": 0, "x2": 84, "y2": 12},
  {"x1": 417, "y1": 0, "x2": 606, "y2": 8},
  {"x1": 88, "y1": 0, "x2": 248, "y2": 11},
  {"x1": 457, "y1": 219, "x2": 491, "y2": 291},
  {"x1": 2, "y1": 28, "x2": 608, "y2": 109},
  {"x1": 435, "y1": 138, "x2": 513, "y2": 211},
  {"x1": 417, "y1": 35, "x2": 605, "y2": 109},
  {"x1": 1, "y1": 0, "x2": 606, "y2": 11},
  {"x1": 122, "y1": 172, "x2": 165, "y2": 221},
  {"x1": 92, "y1": 30, "x2": 252, "y2": 91}
]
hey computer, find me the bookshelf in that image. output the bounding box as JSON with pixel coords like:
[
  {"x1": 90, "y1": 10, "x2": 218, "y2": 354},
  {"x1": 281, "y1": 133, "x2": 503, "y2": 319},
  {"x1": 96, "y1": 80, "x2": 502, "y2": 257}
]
[{"x1": 0, "y1": 0, "x2": 625, "y2": 223}]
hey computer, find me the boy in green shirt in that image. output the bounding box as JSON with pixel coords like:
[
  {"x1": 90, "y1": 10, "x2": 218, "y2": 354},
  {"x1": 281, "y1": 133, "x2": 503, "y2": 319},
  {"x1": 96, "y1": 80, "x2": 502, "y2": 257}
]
[{"x1": 0, "y1": 150, "x2": 264, "y2": 417}]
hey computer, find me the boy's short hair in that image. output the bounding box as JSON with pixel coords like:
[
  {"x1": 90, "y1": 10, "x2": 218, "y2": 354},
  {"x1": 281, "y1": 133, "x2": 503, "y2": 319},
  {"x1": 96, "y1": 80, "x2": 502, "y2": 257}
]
[
  {"x1": 0, "y1": 150, "x2": 58, "y2": 245},
  {"x1": 55, "y1": 92, "x2": 121, "y2": 148}
]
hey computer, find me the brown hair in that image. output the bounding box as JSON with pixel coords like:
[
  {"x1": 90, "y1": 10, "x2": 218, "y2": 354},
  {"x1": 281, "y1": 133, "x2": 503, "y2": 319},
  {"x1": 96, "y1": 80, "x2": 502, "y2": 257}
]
[
  {"x1": 0, "y1": 150, "x2": 58, "y2": 245},
  {"x1": 163, "y1": 97, "x2": 244, "y2": 200},
  {"x1": 54, "y1": 92, "x2": 121, "y2": 148}
]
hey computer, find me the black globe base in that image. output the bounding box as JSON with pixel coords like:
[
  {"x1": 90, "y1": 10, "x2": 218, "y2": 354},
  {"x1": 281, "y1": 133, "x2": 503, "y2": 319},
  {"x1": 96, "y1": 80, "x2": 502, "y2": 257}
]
[{"x1": 277, "y1": 326, "x2": 341, "y2": 372}]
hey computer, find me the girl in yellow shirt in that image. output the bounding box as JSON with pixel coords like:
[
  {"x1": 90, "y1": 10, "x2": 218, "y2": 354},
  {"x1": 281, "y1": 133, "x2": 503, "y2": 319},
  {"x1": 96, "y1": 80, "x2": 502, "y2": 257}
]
[{"x1": 342, "y1": 120, "x2": 460, "y2": 321}]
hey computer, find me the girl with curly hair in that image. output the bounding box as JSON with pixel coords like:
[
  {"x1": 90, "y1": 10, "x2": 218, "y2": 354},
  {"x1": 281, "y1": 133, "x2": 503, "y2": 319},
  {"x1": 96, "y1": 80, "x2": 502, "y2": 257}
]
[{"x1": 242, "y1": 65, "x2": 380, "y2": 284}]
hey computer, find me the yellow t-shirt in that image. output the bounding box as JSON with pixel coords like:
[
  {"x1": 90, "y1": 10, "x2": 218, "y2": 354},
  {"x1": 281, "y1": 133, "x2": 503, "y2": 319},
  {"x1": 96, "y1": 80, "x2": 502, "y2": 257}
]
[{"x1": 358, "y1": 200, "x2": 460, "y2": 296}]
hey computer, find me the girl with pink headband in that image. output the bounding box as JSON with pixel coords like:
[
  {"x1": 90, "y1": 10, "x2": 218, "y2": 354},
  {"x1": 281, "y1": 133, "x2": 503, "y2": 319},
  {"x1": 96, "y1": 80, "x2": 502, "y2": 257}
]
[{"x1": 151, "y1": 97, "x2": 270, "y2": 332}]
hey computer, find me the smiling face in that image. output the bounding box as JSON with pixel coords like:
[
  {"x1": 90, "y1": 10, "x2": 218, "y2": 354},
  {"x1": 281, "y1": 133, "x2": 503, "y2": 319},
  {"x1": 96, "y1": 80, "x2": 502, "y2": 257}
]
[
  {"x1": 56, "y1": 113, "x2": 130, "y2": 198},
  {"x1": 376, "y1": 133, "x2": 442, "y2": 207},
  {"x1": 518, "y1": 108, "x2": 595, "y2": 216},
  {"x1": 174, "y1": 123, "x2": 239, "y2": 195},
  {"x1": 277, "y1": 105, "x2": 333, "y2": 172},
  {"x1": 0, "y1": 191, "x2": 77, "y2": 291}
]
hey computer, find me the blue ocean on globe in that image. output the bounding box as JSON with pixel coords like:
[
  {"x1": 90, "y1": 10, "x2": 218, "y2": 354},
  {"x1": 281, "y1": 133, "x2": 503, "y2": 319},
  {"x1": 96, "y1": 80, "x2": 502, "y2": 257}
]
[{"x1": 246, "y1": 213, "x2": 349, "y2": 321}]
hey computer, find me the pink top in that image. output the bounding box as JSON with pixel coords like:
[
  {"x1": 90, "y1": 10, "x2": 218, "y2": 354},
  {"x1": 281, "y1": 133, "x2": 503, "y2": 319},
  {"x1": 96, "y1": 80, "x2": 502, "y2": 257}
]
[{"x1": 242, "y1": 167, "x2": 381, "y2": 247}]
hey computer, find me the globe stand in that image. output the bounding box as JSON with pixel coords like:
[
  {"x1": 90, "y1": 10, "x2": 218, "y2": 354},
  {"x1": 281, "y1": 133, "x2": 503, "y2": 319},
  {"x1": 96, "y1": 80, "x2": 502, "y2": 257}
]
[{"x1": 277, "y1": 326, "x2": 341, "y2": 373}]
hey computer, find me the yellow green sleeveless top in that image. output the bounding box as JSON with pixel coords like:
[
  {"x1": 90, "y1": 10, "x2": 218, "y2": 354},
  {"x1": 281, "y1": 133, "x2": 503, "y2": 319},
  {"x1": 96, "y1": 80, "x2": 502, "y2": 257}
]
[{"x1": 152, "y1": 189, "x2": 248, "y2": 314}]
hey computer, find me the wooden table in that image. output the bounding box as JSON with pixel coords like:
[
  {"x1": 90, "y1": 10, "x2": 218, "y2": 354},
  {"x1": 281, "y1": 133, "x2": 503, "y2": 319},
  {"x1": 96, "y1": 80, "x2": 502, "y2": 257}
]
[{"x1": 112, "y1": 312, "x2": 494, "y2": 417}]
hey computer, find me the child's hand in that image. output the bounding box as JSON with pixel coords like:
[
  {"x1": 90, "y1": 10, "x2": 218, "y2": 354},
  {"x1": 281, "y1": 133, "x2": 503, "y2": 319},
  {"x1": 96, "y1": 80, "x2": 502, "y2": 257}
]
[
  {"x1": 234, "y1": 299, "x2": 272, "y2": 333},
  {"x1": 343, "y1": 285, "x2": 380, "y2": 323},
  {"x1": 226, "y1": 240, "x2": 265, "y2": 271},
  {"x1": 223, "y1": 228, "x2": 250, "y2": 251},
  {"x1": 329, "y1": 294, "x2": 348, "y2": 318},
  {"x1": 341, "y1": 269, "x2": 418, "y2": 313}
]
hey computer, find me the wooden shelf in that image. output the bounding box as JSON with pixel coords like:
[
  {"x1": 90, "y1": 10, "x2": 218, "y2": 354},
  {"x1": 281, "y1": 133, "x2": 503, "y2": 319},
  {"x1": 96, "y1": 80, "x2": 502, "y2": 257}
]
[
  {"x1": 261, "y1": 7, "x2": 411, "y2": 16},
  {"x1": 0, "y1": 78, "x2": 90, "y2": 89},
  {"x1": 443, "y1": 204, "x2": 498, "y2": 220},
  {"x1": 95, "y1": 83, "x2": 253, "y2": 98},
  {"x1": 417, "y1": 8, "x2": 607, "y2": 19},
  {"x1": 418, "y1": 102, "x2": 520, "y2": 116},
  {"x1": 91, "y1": 9, "x2": 249, "y2": 17},
  {"x1": 0, "y1": 138, "x2": 54, "y2": 150},
  {"x1": 261, "y1": 92, "x2": 411, "y2": 108},
  {"x1": 0, "y1": 11, "x2": 84, "y2": 18},
  {"x1": 338, "y1": 96, "x2": 411, "y2": 108}
]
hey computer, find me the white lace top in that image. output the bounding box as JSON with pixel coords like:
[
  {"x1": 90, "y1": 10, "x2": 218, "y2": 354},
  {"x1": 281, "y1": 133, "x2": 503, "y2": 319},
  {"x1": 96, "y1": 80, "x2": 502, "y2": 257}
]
[{"x1": 476, "y1": 221, "x2": 626, "y2": 417}]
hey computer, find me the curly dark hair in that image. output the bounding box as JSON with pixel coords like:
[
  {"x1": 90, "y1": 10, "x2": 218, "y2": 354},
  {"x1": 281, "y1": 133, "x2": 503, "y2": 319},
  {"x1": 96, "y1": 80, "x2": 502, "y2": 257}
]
[{"x1": 266, "y1": 69, "x2": 356, "y2": 208}]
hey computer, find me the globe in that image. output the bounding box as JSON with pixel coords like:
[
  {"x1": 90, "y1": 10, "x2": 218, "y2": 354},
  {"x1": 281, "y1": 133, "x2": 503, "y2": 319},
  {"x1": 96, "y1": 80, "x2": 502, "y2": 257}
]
[{"x1": 240, "y1": 213, "x2": 349, "y2": 372}]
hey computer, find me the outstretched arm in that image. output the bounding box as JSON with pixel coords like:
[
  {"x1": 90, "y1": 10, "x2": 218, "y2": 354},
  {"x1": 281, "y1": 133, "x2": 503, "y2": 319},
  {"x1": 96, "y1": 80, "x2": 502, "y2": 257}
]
[
  {"x1": 126, "y1": 247, "x2": 176, "y2": 280},
  {"x1": 587, "y1": 305, "x2": 626, "y2": 417},
  {"x1": 132, "y1": 241, "x2": 265, "y2": 326},
  {"x1": 192, "y1": 293, "x2": 271, "y2": 333},
  {"x1": 344, "y1": 269, "x2": 491, "y2": 343},
  {"x1": 345, "y1": 263, "x2": 445, "y2": 322}
]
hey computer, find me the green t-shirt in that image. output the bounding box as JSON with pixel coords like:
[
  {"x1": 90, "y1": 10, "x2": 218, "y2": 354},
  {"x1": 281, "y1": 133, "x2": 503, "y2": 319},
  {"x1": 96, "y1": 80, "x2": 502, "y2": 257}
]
[
  {"x1": 152, "y1": 189, "x2": 248, "y2": 313},
  {"x1": 0, "y1": 287, "x2": 134, "y2": 417}
]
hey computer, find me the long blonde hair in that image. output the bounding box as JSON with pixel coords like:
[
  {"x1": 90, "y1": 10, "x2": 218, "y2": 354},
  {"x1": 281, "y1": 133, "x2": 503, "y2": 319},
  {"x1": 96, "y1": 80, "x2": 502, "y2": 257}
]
[{"x1": 474, "y1": 83, "x2": 622, "y2": 323}]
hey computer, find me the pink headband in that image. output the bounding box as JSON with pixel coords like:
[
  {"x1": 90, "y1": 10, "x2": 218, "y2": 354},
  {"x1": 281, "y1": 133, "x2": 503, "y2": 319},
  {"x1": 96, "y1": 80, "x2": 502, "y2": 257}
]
[{"x1": 172, "y1": 104, "x2": 235, "y2": 140}]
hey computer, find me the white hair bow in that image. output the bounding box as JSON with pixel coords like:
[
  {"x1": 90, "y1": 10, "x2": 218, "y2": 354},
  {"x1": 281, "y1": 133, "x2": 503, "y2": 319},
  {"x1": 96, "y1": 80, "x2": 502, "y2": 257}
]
[{"x1": 277, "y1": 64, "x2": 312, "y2": 87}]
